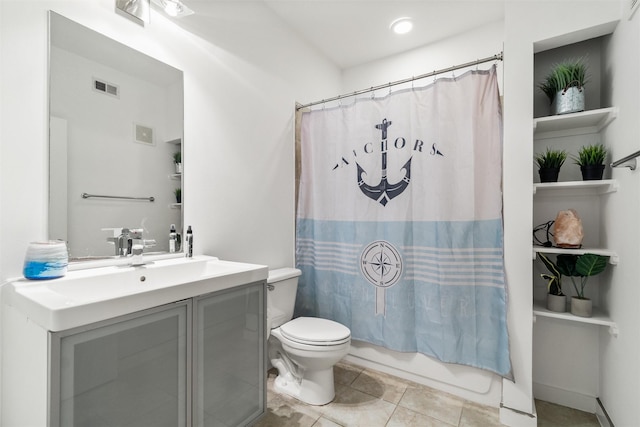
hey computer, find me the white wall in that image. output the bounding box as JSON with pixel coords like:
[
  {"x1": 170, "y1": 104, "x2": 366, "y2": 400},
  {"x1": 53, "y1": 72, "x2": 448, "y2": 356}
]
[
  {"x1": 600, "y1": 8, "x2": 640, "y2": 427},
  {"x1": 342, "y1": 21, "x2": 504, "y2": 97}
]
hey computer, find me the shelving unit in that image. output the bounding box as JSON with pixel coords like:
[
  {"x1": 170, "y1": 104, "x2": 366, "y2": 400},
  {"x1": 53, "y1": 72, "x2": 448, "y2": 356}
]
[
  {"x1": 532, "y1": 107, "x2": 618, "y2": 330},
  {"x1": 533, "y1": 107, "x2": 618, "y2": 138},
  {"x1": 532, "y1": 246, "x2": 619, "y2": 264},
  {"x1": 529, "y1": 26, "x2": 625, "y2": 417},
  {"x1": 532, "y1": 301, "x2": 618, "y2": 337},
  {"x1": 533, "y1": 179, "x2": 618, "y2": 196},
  {"x1": 167, "y1": 138, "x2": 182, "y2": 208}
]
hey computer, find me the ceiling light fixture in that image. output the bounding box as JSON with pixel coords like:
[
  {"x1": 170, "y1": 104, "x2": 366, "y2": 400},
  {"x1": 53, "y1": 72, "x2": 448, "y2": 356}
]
[
  {"x1": 390, "y1": 17, "x2": 413, "y2": 35},
  {"x1": 151, "y1": 0, "x2": 194, "y2": 18}
]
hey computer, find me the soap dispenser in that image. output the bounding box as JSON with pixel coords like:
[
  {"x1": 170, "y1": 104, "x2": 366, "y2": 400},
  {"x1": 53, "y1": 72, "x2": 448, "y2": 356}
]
[{"x1": 169, "y1": 224, "x2": 177, "y2": 253}]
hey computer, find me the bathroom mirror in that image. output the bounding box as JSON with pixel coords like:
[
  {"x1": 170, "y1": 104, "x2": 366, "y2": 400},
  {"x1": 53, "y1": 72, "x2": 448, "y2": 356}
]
[{"x1": 48, "y1": 12, "x2": 184, "y2": 260}]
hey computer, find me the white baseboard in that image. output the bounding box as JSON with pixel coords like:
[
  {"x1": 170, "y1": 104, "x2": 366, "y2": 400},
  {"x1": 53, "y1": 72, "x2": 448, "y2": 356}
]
[
  {"x1": 499, "y1": 401, "x2": 538, "y2": 427},
  {"x1": 533, "y1": 381, "x2": 597, "y2": 413}
]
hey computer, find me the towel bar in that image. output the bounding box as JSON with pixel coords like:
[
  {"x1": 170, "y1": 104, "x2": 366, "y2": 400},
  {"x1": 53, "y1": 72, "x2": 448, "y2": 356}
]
[
  {"x1": 81, "y1": 193, "x2": 155, "y2": 202},
  {"x1": 610, "y1": 150, "x2": 640, "y2": 170}
]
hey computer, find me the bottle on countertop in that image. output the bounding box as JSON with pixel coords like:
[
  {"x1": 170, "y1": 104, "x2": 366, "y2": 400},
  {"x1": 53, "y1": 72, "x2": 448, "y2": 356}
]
[
  {"x1": 169, "y1": 224, "x2": 177, "y2": 253},
  {"x1": 185, "y1": 225, "x2": 193, "y2": 258}
]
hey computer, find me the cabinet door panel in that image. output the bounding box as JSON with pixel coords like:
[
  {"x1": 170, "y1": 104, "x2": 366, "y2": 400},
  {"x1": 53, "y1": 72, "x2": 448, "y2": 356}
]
[
  {"x1": 50, "y1": 301, "x2": 190, "y2": 427},
  {"x1": 194, "y1": 281, "x2": 265, "y2": 427}
]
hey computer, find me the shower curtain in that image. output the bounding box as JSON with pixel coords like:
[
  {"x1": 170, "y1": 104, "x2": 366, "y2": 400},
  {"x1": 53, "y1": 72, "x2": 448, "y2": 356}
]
[{"x1": 295, "y1": 66, "x2": 511, "y2": 377}]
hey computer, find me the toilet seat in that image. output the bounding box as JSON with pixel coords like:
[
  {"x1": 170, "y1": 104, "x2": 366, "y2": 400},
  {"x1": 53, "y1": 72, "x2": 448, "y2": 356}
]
[{"x1": 280, "y1": 317, "x2": 351, "y2": 346}]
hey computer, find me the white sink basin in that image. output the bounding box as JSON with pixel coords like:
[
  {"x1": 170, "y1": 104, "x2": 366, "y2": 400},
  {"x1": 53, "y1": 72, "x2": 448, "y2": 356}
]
[{"x1": 3, "y1": 255, "x2": 267, "y2": 331}]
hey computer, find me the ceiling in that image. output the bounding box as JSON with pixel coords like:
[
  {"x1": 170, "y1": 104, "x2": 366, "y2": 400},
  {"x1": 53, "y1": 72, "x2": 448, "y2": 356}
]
[{"x1": 180, "y1": 0, "x2": 506, "y2": 69}]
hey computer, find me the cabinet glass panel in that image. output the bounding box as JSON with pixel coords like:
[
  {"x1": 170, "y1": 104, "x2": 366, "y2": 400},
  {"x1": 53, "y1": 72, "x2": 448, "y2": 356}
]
[
  {"x1": 50, "y1": 302, "x2": 190, "y2": 427},
  {"x1": 194, "y1": 282, "x2": 265, "y2": 426}
]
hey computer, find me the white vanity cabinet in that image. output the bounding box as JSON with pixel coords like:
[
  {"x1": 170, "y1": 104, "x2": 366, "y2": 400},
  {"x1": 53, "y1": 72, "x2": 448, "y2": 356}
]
[{"x1": 1, "y1": 256, "x2": 267, "y2": 427}]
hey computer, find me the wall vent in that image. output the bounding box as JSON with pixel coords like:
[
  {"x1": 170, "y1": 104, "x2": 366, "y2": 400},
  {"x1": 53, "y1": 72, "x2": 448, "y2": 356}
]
[{"x1": 92, "y1": 78, "x2": 119, "y2": 98}]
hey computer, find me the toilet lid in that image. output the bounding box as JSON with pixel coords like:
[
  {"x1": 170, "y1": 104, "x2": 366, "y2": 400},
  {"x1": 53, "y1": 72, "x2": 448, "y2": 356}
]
[{"x1": 280, "y1": 317, "x2": 351, "y2": 345}]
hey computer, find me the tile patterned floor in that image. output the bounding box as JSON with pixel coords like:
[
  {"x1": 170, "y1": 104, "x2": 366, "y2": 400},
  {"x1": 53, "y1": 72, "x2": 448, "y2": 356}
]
[{"x1": 254, "y1": 361, "x2": 600, "y2": 427}]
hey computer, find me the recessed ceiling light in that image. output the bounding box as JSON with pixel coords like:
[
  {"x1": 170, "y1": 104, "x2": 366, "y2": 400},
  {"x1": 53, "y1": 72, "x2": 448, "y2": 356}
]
[{"x1": 390, "y1": 17, "x2": 413, "y2": 35}]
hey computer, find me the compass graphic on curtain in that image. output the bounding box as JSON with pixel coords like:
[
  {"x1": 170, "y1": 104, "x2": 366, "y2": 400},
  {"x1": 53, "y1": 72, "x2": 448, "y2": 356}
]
[{"x1": 360, "y1": 240, "x2": 403, "y2": 316}]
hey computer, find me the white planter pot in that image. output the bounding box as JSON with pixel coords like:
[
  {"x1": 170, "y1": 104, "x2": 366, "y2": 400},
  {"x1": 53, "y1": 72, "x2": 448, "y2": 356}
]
[
  {"x1": 546, "y1": 294, "x2": 567, "y2": 313},
  {"x1": 175, "y1": 163, "x2": 183, "y2": 174},
  {"x1": 570, "y1": 297, "x2": 592, "y2": 318},
  {"x1": 552, "y1": 86, "x2": 585, "y2": 115}
]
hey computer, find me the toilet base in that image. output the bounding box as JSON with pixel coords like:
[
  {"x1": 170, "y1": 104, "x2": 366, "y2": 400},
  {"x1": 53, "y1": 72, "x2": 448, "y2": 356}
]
[{"x1": 273, "y1": 366, "x2": 335, "y2": 406}]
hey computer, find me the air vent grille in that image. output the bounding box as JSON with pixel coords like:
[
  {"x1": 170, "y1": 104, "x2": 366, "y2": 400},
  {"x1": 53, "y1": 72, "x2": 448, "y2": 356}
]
[{"x1": 93, "y1": 78, "x2": 119, "y2": 98}]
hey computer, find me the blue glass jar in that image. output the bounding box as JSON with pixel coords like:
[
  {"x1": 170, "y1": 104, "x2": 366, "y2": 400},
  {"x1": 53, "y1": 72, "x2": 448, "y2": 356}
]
[{"x1": 23, "y1": 241, "x2": 68, "y2": 280}]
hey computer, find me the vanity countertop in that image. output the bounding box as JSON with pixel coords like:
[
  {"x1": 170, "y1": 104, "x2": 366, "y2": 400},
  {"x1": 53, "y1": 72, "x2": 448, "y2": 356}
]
[{"x1": 3, "y1": 255, "x2": 267, "y2": 331}]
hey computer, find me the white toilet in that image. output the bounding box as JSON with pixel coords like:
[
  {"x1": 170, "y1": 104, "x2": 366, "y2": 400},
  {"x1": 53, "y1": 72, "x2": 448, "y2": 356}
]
[{"x1": 267, "y1": 268, "x2": 351, "y2": 405}]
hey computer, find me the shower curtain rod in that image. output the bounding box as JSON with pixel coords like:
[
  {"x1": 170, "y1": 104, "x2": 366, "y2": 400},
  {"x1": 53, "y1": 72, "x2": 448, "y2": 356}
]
[{"x1": 296, "y1": 52, "x2": 503, "y2": 110}]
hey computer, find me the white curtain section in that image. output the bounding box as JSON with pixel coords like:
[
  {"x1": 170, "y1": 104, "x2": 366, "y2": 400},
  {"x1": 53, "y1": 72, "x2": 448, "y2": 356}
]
[{"x1": 295, "y1": 66, "x2": 511, "y2": 377}]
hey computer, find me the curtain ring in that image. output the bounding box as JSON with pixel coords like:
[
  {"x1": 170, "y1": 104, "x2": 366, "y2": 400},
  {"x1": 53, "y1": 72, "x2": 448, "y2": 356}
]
[
  {"x1": 370, "y1": 87, "x2": 375, "y2": 99},
  {"x1": 411, "y1": 77, "x2": 415, "y2": 90},
  {"x1": 388, "y1": 82, "x2": 392, "y2": 95},
  {"x1": 433, "y1": 71, "x2": 437, "y2": 83}
]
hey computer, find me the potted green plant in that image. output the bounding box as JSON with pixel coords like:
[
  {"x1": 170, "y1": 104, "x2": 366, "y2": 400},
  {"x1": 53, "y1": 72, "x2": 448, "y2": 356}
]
[
  {"x1": 537, "y1": 252, "x2": 566, "y2": 312},
  {"x1": 174, "y1": 187, "x2": 181, "y2": 204},
  {"x1": 573, "y1": 143, "x2": 607, "y2": 180},
  {"x1": 535, "y1": 147, "x2": 567, "y2": 183},
  {"x1": 173, "y1": 151, "x2": 182, "y2": 174},
  {"x1": 555, "y1": 253, "x2": 609, "y2": 317},
  {"x1": 538, "y1": 58, "x2": 588, "y2": 115}
]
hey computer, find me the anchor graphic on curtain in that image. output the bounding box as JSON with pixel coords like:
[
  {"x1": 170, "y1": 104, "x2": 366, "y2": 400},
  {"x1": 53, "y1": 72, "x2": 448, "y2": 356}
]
[{"x1": 356, "y1": 118, "x2": 412, "y2": 206}]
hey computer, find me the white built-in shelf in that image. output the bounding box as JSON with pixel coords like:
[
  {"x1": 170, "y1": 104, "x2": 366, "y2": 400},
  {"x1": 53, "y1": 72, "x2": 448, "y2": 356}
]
[
  {"x1": 533, "y1": 301, "x2": 618, "y2": 337},
  {"x1": 532, "y1": 246, "x2": 618, "y2": 265},
  {"x1": 533, "y1": 179, "x2": 618, "y2": 196},
  {"x1": 170, "y1": 173, "x2": 182, "y2": 180},
  {"x1": 166, "y1": 138, "x2": 182, "y2": 145},
  {"x1": 533, "y1": 107, "x2": 618, "y2": 139},
  {"x1": 170, "y1": 203, "x2": 182, "y2": 209}
]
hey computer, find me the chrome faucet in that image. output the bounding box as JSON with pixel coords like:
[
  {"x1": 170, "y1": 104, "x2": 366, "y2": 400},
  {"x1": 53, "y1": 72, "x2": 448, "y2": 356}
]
[
  {"x1": 119, "y1": 228, "x2": 133, "y2": 256},
  {"x1": 129, "y1": 228, "x2": 145, "y2": 266},
  {"x1": 106, "y1": 227, "x2": 156, "y2": 264},
  {"x1": 107, "y1": 228, "x2": 132, "y2": 256}
]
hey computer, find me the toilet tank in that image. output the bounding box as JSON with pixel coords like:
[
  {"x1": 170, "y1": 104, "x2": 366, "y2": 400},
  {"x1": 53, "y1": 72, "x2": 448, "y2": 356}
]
[{"x1": 267, "y1": 268, "x2": 301, "y2": 329}]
